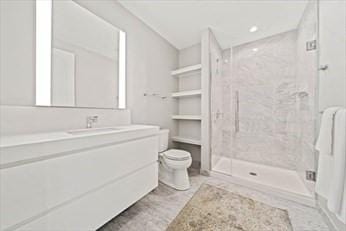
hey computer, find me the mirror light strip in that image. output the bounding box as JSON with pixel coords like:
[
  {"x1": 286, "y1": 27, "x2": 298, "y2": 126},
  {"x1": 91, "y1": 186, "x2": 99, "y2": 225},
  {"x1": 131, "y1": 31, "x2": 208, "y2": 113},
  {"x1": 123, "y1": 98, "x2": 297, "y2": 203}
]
[
  {"x1": 118, "y1": 31, "x2": 126, "y2": 109},
  {"x1": 36, "y1": 0, "x2": 52, "y2": 106}
]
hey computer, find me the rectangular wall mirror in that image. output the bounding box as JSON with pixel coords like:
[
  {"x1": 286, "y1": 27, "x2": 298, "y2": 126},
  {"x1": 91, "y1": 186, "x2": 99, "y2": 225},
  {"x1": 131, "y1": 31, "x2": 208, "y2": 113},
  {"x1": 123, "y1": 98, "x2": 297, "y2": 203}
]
[{"x1": 36, "y1": 0, "x2": 126, "y2": 109}]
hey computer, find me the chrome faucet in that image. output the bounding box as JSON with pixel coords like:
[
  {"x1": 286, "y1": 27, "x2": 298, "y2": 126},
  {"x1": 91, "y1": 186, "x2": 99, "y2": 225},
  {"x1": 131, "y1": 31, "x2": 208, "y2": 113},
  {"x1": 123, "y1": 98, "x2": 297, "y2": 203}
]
[{"x1": 86, "y1": 116, "x2": 98, "y2": 128}]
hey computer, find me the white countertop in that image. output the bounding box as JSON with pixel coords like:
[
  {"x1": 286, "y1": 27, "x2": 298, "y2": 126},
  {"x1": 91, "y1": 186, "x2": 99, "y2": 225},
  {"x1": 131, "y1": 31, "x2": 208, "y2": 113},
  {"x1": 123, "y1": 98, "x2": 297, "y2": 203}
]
[
  {"x1": 0, "y1": 124, "x2": 159, "y2": 148},
  {"x1": 0, "y1": 124, "x2": 160, "y2": 167}
]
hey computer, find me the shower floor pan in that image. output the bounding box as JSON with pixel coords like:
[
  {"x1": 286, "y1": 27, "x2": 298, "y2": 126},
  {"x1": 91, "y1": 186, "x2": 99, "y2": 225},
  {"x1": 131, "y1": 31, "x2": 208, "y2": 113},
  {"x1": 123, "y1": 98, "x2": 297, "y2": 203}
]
[{"x1": 211, "y1": 156, "x2": 315, "y2": 207}]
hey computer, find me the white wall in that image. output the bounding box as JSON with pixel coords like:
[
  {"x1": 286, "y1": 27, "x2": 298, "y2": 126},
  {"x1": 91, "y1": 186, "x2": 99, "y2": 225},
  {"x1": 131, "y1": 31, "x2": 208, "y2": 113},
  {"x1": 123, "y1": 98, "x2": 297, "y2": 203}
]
[
  {"x1": 0, "y1": 0, "x2": 178, "y2": 136},
  {"x1": 0, "y1": 0, "x2": 35, "y2": 106},
  {"x1": 318, "y1": 0, "x2": 346, "y2": 110},
  {"x1": 317, "y1": 1, "x2": 346, "y2": 230},
  {"x1": 0, "y1": 105, "x2": 131, "y2": 135}
]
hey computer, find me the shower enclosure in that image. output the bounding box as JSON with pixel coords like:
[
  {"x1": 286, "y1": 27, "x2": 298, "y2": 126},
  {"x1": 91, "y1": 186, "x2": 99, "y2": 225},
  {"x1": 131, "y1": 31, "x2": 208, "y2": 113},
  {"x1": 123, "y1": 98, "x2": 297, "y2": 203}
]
[{"x1": 210, "y1": 1, "x2": 318, "y2": 201}]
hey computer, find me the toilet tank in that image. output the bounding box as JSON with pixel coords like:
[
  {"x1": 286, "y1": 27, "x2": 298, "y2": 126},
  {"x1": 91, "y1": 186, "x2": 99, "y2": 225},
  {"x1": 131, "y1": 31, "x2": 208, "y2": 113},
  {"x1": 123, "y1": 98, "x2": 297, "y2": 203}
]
[{"x1": 158, "y1": 129, "x2": 169, "y2": 152}]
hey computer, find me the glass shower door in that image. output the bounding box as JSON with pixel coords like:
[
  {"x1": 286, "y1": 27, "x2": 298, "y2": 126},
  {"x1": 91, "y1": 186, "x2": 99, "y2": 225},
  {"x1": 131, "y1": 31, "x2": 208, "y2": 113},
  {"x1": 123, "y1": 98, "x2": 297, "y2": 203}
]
[{"x1": 210, "y1": 50, "x2": 232, "y2": 175}]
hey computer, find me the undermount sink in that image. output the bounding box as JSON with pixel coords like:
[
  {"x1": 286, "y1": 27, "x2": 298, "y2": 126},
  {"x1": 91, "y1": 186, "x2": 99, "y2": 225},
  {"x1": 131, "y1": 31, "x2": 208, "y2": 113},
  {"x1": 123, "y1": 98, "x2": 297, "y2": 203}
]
[{"x1": 67, "y1": 127, "x2": 123, "y2": 135}]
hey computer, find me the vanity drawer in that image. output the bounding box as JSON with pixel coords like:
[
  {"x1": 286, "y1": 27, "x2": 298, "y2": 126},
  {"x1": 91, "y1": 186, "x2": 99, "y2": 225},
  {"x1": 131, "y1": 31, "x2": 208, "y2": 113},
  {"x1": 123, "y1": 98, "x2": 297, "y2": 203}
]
[
  {"x1": 0, "y1": 135, "x2": 158, "y2": 230},
  {"x1": 19, "y1": 163, "x2": 158, "y2": 231}
]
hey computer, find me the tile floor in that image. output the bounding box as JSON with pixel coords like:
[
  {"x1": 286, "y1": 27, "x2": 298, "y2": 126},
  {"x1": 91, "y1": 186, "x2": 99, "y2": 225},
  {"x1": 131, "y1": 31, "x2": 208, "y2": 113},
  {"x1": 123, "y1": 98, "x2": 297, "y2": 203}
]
[{"x1": 99, "y1": 171, "x2": 330, "y2": 231}]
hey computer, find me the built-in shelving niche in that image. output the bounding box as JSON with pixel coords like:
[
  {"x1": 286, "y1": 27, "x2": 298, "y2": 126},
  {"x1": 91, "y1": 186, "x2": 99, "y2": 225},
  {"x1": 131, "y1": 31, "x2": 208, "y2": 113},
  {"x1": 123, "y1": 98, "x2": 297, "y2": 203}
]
[
  {"x1": 171, "y1": 89, "x2": 202, "y2": 98},
  {"x1": 172, "y1": 136, "x2": 201, "y2": 146},
  {"x1": 171, "y1": 64, "x2": 202, "y2": 146}
]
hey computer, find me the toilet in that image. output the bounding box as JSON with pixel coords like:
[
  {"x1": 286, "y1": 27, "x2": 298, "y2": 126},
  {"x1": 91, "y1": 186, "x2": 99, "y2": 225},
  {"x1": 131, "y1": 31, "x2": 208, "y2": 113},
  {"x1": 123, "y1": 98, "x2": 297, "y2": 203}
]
[{"x1": 158, "y1": 129, "x2": 192, "y2": 190}]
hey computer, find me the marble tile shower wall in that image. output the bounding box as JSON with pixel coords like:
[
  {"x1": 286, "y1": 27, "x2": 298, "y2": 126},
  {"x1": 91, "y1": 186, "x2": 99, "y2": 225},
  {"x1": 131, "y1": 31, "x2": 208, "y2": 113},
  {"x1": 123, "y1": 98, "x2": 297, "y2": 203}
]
[
  {"x1": 212, "y1": 30, "x2": 312, "y2": 170},
  {"x1": 230, "y1": 30, "x2": 300, "y2": 170}
]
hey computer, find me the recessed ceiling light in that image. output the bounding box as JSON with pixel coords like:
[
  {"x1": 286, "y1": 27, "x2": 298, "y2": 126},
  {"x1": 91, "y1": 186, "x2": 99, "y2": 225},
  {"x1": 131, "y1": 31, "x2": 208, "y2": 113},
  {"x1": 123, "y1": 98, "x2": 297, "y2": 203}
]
[
  {"x1": 252, "y1": 48, "x2": 258, "y2": 52},
  {"x1": 249, "y1": 26, "x2": 258, "y2": 33}
]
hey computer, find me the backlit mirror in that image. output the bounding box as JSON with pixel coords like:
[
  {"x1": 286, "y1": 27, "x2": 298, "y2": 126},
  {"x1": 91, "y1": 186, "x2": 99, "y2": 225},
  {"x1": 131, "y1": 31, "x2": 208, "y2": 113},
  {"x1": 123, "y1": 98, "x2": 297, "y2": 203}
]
[{"x1": 35, "y1": 0, "x2": 126, "y2": 109}]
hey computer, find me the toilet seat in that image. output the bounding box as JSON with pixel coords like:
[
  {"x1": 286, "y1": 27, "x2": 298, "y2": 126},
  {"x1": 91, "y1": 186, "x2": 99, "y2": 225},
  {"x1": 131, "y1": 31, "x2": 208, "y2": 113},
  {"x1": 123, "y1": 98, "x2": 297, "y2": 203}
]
[{"x1": 163, "y1": 149, "x2": 191, "y2": 161}]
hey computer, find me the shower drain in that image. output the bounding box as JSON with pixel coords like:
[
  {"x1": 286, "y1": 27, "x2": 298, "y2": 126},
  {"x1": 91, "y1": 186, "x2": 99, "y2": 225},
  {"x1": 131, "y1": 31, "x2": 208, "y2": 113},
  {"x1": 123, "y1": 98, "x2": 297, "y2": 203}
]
[{"x1": 249, "y1": 172, "x2": 257, "y2": 176}]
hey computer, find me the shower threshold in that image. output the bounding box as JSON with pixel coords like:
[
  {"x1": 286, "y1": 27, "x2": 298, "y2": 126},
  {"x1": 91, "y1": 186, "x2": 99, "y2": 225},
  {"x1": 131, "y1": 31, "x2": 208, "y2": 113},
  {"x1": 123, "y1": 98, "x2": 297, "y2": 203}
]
[{"x1": 211, "y1": 156, "x2": 315, "y2": 207}]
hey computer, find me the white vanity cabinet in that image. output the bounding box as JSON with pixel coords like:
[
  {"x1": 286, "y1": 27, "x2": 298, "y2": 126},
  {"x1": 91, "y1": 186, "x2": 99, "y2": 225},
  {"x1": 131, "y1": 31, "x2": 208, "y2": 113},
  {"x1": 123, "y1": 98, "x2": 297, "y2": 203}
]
[{"x1": 0, "y1": 125, "x2": 159, "y2": 231}]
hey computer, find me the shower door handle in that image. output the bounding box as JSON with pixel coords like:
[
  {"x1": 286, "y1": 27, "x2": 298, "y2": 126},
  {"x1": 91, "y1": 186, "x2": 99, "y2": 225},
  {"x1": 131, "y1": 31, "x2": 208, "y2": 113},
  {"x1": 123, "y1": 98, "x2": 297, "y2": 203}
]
[{"x1": 235, "y1": 91, "x2": 240, "y2": 133}]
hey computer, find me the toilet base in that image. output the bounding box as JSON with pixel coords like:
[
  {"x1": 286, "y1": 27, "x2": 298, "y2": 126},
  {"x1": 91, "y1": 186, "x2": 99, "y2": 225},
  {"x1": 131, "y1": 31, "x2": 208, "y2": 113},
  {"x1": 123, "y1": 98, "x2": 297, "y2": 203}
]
[{"x1": 159, "y1": 162, "x2": 191, "y2": 191}]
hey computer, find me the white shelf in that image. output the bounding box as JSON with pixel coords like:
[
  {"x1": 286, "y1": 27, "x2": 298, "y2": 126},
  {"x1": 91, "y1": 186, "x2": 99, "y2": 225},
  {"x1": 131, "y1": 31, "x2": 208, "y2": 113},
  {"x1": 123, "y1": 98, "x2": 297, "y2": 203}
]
[
  {"x1": 171, "y1": 64, "x2": 202, "y2": 76},
  {"x1": 172, "y1": 115, "x2": 201, "y2": 120},
  {"x1": 172, "y1": 136, "x2": 201, "y2": 145},
  {"x1": 171, "y1": 89, "x2": 202, "y2": 98}
]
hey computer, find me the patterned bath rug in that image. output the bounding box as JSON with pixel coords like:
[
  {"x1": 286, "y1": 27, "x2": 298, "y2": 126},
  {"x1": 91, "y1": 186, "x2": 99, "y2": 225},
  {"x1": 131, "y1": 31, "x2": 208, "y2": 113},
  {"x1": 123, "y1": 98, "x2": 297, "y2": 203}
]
[{"x1": 166, "y1": 184, "x2": 293, "y2": 231}]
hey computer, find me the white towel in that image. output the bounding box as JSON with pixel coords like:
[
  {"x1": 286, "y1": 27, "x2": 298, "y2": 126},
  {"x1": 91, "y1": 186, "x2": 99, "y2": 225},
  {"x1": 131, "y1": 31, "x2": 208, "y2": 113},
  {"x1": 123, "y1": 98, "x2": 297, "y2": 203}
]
[
  {"x1": 315, "y1": 154, "x2": 334, "y2": 198},
  {"x1": 336, "y1": 182, "x2": 346, "y2": 223},
  {"x1": 327, "y1": 109, "x2": 346, "y2": 222},
  {"x1": 315, "y1": 107, "x2": 342, "y2": 155}
]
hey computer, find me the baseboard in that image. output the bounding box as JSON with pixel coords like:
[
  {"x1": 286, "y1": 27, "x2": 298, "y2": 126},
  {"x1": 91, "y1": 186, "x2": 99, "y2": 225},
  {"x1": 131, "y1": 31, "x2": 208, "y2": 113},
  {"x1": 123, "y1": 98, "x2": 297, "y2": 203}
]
[
  {"x1": 200, "y1": 169, "x2": 210, "y2": 176},
  {"x1": 316, "y1": 195, "x2": 346, "y2": 231}
]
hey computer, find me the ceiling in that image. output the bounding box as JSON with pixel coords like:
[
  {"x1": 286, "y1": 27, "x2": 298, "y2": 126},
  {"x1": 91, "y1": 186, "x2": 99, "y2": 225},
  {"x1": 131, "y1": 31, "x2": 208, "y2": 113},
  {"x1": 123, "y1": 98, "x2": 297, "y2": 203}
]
[{"x1": 119, "y1": 0, "x2": 308, "y2": 50}]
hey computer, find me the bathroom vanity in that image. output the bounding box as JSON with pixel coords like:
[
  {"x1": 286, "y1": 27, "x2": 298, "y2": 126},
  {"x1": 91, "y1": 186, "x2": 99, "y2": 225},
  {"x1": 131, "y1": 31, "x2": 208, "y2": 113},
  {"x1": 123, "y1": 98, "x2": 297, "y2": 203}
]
[{"x1": 0, "y1": 125, "x2": 159, "y2": 231}]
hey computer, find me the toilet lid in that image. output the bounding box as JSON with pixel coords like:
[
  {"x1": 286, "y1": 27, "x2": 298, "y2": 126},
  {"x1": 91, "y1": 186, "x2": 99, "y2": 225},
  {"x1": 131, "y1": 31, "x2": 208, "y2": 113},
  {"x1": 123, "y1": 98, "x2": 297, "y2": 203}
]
[{"x1": 163, "y1": 149, "x2": 191, "y2": 160}]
